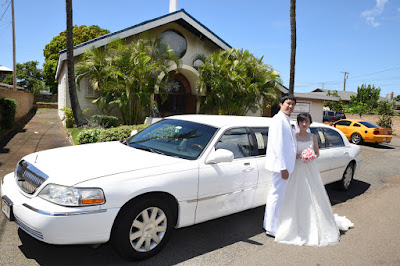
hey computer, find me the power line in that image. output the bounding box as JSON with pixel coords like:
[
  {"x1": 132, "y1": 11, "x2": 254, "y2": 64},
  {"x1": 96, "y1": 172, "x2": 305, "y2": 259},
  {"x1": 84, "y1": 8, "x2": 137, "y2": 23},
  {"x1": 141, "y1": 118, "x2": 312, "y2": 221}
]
[
  {"x1": 0, "y1": 0, "x2": 10, "y2": 22},
  {"x1": 348, "y1": 66, "x2": 400, "y2": 79}
]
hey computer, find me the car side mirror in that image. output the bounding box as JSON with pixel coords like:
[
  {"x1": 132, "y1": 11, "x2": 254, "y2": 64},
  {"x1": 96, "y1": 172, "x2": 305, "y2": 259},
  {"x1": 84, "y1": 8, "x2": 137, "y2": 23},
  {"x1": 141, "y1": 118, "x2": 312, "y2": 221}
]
[
  {"x1": 205, "y1": 149, "x2": 234, "y2": 164},
  {"x1": 130, "y1": 130, "x2": 138, "y2": 137}
]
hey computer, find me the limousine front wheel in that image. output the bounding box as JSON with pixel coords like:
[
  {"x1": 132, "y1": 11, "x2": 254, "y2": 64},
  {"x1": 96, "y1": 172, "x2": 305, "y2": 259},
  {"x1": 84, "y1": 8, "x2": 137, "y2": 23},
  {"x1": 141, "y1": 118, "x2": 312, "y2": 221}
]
[
  {"x1": 339, "y1": 163, "x2": 354, "y2": 190},
  {"x1": 111, "y1": 198, "x2": 173, "y2": 260}
]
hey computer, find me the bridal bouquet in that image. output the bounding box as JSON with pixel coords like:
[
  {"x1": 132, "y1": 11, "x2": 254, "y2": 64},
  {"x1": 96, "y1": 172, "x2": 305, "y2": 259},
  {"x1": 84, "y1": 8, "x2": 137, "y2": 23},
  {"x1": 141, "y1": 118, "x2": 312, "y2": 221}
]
[{"x1": 301, "y1": 148, "x2": 316, "y2": 162}]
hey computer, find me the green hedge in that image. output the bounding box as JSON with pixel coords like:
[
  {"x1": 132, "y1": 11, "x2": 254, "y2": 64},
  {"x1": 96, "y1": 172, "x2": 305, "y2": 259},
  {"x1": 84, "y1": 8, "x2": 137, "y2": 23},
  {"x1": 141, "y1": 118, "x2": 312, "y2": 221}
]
[
  {"x1": 0, "y1": 98, "x2": 18, "y2": 129},
  {"x1": 77, "y1": 124, "x2": 149, "y2": 144},
  {"x1": 91, "y1": 114, "x2": 119, "y2": 128}
]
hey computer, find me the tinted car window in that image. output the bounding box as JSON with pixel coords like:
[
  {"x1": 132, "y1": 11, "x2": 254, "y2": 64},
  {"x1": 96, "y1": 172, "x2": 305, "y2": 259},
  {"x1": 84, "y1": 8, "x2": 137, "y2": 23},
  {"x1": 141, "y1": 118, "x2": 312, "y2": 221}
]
[
  {"x1": 323, "y1": 128, "x2": 344, "y2": 147},
  {"x1": 251, "y1": 127, "x2": 269, "y2": 155},
  {"x1": 310, "y1": 127, "x2": 327, "y2": 149},
  {"x1": 128, "y1": 119, "x2": 217, "y2": 160},
  {"x1": 353, "y1": 123, "x2": 361, "y2": 127},
  {"x1": 335, "y1": 120, "x2": 352, "y2": 126},
  {"x1": 359, "y1": 121, "x2": 379, "y2": 128},
  {"x1": 216, "y1": 128, "x2": 252, "y2": 159}
]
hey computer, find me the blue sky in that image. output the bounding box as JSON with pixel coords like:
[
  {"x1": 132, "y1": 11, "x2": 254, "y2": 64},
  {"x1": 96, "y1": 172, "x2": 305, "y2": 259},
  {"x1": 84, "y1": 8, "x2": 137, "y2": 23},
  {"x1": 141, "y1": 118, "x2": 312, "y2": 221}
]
[{"x1": 0, "y1": 0, "x2": 399, "y2": 97}]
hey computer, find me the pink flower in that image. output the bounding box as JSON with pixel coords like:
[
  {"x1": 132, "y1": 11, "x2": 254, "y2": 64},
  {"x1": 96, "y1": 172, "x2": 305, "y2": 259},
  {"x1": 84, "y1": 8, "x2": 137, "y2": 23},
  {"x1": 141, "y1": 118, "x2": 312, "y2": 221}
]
[{"x1": 301, "y1": 148, "x2": 316, "y2": 162}]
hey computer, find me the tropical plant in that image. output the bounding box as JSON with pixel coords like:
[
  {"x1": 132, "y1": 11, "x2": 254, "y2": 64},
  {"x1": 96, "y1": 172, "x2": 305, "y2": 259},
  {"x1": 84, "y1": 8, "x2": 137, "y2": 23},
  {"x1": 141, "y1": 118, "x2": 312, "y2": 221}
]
[
  {"x1": 194, "y1": 48, "x2": 280, "y2": 115},
  {"x1": 349, "y1": 84, "x2": 380, "y2": 113},
  {"x1": 76, "y1": 36, "x2": 180, "y2": 125},
  {"x1": 377, "y1": 114, "x2": 392, "y2": 129},
  {"x1": 43, "y1": 25, "x2": 109, "y2": 93},
  {"x1": 346, "y1": 101, "x2": 368, "y2": 118},
  {"x1": 324, "y1": 90, "x2": 344, "y2": 111},
  {"x1": 376, "y1": 101, "x2": 395, "y2": 116},
  {"x1": 2, "y1": 61, "x2": 44, "y2": 94}
]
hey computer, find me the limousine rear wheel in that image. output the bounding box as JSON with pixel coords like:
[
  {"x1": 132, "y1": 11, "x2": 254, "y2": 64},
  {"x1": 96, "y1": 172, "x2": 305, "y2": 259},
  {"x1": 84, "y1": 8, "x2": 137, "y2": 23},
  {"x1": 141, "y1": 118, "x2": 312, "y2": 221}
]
[
  {"x1": 111, "y1": 198, "x2": 173, "y2": 260},
  {"x1": 339, "y1": 163, "x2": 354, "y2": 190}
]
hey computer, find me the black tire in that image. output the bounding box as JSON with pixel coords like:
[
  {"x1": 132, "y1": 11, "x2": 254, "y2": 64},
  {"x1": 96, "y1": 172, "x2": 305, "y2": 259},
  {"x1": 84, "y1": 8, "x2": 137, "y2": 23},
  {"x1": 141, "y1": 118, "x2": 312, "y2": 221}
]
[
  {"x1": 350, "y1": 133, "x2": 363, "y2": 145},
  {"x1": 110, "y1": 198, "x2": 174, "y2": 260},
  {"x1": 338, "y1": 163, "x2": 354, "y2": 190}
]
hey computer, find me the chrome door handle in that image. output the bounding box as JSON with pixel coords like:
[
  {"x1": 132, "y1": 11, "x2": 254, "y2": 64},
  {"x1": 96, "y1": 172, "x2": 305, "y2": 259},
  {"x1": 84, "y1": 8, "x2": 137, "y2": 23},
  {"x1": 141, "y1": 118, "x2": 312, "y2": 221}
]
[{"x1": 242, "y1": 167, "x2": 254, "y2": 172}]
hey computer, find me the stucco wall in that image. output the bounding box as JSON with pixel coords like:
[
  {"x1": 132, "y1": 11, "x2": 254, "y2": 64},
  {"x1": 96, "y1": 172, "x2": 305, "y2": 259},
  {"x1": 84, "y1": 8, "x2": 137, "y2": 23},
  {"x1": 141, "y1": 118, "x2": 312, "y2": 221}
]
[
  {"x1": 0, "y1": 88, "x2": 34, "y2": 120},
  {"x1": 290, "y1": 98, "x2": 325, "y2": 123}
]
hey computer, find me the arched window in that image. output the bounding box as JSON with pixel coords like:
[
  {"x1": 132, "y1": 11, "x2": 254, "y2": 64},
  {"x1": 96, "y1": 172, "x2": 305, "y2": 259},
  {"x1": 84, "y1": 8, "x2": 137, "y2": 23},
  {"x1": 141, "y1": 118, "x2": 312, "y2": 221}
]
[{"x1": 160, "y1": 30, "x2": 187, "y2": 58}]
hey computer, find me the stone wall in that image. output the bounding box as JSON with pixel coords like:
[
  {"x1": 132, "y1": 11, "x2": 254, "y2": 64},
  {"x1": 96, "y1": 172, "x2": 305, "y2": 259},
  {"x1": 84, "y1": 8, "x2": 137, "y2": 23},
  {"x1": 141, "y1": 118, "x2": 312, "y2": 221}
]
[
  {"x1": 0, "y1": 88, "x2": 34, "y2": 120},
  {"x1": 34, "y1": 94, "x2": 58, "y2": 103}
]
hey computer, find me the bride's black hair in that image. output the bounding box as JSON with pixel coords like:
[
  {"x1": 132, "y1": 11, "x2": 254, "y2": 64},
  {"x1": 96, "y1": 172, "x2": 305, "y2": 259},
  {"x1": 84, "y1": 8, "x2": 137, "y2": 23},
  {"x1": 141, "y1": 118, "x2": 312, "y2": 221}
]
[{"x1": 297, "y1": 113, "x2": 312, "y2": 124}]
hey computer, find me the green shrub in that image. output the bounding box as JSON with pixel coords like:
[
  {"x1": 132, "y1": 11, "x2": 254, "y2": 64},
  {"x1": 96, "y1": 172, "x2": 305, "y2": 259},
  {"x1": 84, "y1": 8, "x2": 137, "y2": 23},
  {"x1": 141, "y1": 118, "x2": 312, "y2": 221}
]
[
  {"x1": 0, "y1": 98, "x2": 18, "y2": 129},
  {"x1": 91, "y1": 114, "x2": 119, "y2": 128},
  {"x1": 76, "y1": 124, "x2": 149, "y2": 144},
  {"x1": 377, "y1": 114, "x2": 392, "y2": 129},
  {"x1": 60, "y1": 107, "x2": 75, "y2": 128},
  {"x1": 76, "y1": 128, "x2": 102, "y2": 144},
  {"x1": 60, "y1": 107, "x2": 88, "y2": 128}
]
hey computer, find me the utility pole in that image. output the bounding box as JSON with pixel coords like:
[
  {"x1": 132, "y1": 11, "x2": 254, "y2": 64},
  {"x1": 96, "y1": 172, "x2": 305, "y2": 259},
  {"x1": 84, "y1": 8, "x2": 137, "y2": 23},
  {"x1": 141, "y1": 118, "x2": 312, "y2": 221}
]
[
  {"x1": 11, "y1": 0, "x2": 17, "y2": 91},
  {"x1": 341, "y1": 71, "x2": 349, "y2": 91}
]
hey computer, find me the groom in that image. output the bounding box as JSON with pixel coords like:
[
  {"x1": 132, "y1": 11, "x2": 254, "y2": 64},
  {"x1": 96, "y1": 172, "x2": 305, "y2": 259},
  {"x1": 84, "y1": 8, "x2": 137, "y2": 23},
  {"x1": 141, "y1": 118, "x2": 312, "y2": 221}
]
[{"x1": 264, "y1": 94, "x2": 297, "y2": 237}]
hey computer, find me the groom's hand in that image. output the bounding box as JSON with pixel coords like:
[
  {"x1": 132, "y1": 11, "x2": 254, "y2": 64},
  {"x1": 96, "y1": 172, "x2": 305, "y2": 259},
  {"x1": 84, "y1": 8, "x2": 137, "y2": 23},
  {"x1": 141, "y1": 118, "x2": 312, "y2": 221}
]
[{"x1": 281, "y1": 169, "x2": 289, "y2": 180}]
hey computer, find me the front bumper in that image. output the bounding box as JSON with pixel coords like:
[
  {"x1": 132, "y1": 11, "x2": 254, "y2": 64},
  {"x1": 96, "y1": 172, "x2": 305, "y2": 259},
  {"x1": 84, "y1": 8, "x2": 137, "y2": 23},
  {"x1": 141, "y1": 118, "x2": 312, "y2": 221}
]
[{"x1": 1, "y1": 172, "x2": 119, "y2": 245}]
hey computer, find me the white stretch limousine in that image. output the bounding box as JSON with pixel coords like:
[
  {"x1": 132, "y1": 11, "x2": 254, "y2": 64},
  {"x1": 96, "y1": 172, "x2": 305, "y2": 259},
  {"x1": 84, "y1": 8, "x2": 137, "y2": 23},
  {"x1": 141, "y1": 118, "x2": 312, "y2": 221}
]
[{"x1": 1, "y1": 115, "x2": 362, "y2": 260}]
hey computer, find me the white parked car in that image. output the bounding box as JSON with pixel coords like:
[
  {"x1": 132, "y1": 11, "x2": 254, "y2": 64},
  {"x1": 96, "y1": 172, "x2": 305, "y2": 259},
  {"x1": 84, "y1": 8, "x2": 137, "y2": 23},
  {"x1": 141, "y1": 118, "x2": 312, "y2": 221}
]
[{"x1": 1, "y1": 115, "x2": 362, "y2": 260}]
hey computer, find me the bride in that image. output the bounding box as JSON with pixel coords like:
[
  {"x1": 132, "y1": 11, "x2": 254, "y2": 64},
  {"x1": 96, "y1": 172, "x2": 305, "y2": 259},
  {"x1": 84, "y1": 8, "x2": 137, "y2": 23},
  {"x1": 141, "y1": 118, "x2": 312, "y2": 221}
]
[{"x1": 275, "y1": 113, "x2": 353, "y2": 246}]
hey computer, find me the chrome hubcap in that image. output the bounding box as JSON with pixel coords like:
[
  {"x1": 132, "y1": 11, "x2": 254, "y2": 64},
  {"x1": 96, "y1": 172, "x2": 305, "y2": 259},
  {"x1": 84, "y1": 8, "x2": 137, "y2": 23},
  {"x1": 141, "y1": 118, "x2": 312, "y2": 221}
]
[
  {"x1": 129, "y1": 207, "x2": 167, "y2": 252},
  {"x1": 352, "y1": 134, "x2": 360, "y2": 144}
]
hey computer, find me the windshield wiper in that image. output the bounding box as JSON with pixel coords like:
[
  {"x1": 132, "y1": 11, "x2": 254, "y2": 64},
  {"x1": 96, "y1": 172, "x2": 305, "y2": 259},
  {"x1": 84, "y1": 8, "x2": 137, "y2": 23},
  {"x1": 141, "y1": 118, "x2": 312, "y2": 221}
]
[{"x1": 135, "y1": 146, "x2": 165, "y2": 155}]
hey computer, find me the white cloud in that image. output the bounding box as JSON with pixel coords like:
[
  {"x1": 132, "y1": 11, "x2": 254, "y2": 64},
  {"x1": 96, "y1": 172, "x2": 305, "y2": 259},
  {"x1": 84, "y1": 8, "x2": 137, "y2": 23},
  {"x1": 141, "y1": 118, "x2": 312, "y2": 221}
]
[{"x1": 361, "y1": 0, "x2": 388, "y2": 27}]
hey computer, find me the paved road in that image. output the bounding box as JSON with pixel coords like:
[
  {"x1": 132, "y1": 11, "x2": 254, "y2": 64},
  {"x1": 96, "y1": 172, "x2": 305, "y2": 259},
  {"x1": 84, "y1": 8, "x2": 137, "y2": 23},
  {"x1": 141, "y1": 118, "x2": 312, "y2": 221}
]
[{"x1": 0, "y1": 110, "x2": 399, "y2": 265}]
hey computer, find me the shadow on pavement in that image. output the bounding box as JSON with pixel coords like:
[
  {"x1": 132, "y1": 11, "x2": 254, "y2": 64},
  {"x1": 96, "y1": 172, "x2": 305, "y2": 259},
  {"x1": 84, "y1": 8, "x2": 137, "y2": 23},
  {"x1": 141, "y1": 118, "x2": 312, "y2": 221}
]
[
  {"x1": 326, "y1": 179, "x2": 370, "y2": 205},
  {"x1": 16, "y1": 180, "x2": 370, "y2": 265},
  {"x1": 0, "y1": 109, "x2": 37, "y2": 152}
]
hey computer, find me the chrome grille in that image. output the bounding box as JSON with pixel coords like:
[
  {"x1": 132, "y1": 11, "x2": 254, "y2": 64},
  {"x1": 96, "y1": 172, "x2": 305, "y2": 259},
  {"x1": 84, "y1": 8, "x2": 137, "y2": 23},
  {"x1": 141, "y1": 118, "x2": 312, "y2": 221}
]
[
  {"x1": 15, "y1": 160, "x2": 48, "y2": 194},
  {"x1": 15, "y1": 215, "x2": 44, "y2": 240}
]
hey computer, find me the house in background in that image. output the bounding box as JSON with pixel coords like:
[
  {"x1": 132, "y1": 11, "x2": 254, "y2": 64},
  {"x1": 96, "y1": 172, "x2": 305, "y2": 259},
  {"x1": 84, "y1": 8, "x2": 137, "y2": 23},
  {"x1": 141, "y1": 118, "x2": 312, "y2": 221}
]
[
  {"x1": 271, "y1": 85, "x2": 339, "y2": 123},
  {"x1": 310, "y1": 88, "x2": 400, "y2": 112},
  {"x1": 56, "y1": 8, "x2": 230, "y2": 122},
  {"x1": 0, "y1": 65, "x2": 12, "y2": 83},
  {"x1": 56, "y1": 7, "x2": 338, "y2": 124}
]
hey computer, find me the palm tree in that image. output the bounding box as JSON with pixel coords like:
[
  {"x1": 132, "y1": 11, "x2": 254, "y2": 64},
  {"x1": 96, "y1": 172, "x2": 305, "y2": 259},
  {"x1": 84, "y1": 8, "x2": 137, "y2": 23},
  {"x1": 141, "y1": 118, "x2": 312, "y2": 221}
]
[
  {"x1": 75, "y1": 42, "x2": 116, "y2": 115},
  {"x1": 65, "y1": 0, "x2": 87, "y2": 126},
  {"x1": 195, "y1": 48, "x2": 280, "y2": 115},
  {"x1": 76, "y1": 36, "x2": 180, "y2": 125},
  {"x1": 289, "y1": 0, "x2": 296, "y2": 95}
]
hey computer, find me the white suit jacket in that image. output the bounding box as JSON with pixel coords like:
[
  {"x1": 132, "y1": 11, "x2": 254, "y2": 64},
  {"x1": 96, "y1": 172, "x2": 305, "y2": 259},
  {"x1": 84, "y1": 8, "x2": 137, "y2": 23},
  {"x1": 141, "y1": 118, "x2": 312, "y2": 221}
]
[{"x1": 265, "y1": 111, "x2": 297, "y2": 174}]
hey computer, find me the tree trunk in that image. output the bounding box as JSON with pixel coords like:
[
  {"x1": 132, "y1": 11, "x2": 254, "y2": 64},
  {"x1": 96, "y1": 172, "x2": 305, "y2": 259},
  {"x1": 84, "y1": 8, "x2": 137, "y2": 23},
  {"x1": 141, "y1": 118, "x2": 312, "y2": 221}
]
[
  {"x1": 289, "y1": 0, "x2": 296, "y2": 95},
  {"x1": 66, "y1": 0, "x2": 87, "y2": 126}
]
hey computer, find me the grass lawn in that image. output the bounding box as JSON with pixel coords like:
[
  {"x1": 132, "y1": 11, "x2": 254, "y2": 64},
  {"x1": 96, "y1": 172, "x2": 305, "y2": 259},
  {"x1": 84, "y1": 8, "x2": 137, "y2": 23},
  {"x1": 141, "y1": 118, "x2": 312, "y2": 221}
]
[{"x1": 67, "y1": 128, "x2": 85, "y2": 145}]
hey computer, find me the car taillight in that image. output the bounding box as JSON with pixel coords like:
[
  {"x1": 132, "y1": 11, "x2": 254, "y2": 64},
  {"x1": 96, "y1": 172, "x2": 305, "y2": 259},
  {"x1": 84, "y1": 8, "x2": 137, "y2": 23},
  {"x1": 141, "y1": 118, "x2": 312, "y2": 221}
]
[
  {"x1": 388, "y1": 130, "x2": 392, "y2": 135},
  {"x1": 373, "y1": 130, "x2": 379, "y2": 135}
]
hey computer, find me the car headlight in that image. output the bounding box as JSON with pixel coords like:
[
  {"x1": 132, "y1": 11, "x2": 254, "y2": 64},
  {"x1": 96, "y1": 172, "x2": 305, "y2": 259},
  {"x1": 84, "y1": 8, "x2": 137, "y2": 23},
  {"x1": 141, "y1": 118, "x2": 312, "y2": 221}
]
[{"x1": 39, "y1": 184, "x2": 105, "y2": 207}]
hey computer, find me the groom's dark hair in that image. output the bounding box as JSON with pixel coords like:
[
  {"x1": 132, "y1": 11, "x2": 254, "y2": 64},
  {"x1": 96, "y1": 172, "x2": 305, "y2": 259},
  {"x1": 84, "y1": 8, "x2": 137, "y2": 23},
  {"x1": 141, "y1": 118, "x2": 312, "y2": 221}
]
[{"x1": 280, "y1": 93, "x2": 297, "y2": 104}]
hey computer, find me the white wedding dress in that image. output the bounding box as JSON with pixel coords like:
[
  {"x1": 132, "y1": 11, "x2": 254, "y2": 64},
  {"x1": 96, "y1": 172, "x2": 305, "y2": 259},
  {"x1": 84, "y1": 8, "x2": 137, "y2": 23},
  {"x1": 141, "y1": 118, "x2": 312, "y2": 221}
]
[{"x1": 275, "y1": 133, "x2": 353, "y2": 246}]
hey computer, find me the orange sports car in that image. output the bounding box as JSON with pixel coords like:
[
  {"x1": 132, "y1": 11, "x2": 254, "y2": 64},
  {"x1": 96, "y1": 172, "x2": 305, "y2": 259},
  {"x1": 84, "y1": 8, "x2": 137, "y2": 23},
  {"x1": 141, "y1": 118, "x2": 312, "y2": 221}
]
[{"x1": 332, "y1": 119, "x2": 392, "y2": 145}]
